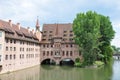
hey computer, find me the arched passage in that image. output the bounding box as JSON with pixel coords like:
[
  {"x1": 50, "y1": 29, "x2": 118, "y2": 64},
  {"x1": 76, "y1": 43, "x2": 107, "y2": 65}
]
[
  {"x1": 41, "y1": 58, "x2": 56, "y2": 65},
  {"x1": 59, "y1": 58, "x2": 74, "y2": 66}
]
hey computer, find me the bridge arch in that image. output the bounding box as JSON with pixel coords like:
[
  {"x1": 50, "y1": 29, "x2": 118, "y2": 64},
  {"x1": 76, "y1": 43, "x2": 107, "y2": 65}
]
[
  {"x1": 41, "y1": 58, "x2": 56, "y2": 65},
  {"x1": 113, "y1": 54, "x2": 120, "y2": 60},
  {"x1": 59, "y1": 58, "x2": 75, "y2": 66}
]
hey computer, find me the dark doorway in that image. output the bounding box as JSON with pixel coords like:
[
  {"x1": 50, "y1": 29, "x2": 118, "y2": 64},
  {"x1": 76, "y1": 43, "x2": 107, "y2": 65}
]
[
  {"x1": 0, "y1": 65, "x2": 2, "y2": 72},
  {"x1": 41, "y1": 59, "x2": 56, "y2": 65},
  {"x1": 60, "y1": 59, "x2": 74, "y2": 66}
]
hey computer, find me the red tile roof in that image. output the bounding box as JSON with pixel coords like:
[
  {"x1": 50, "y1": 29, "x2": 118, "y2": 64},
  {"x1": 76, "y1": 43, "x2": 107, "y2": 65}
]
[
  {"x1": 41, "y1": 23, "x2": 74, "y2": 43},
  {"x1": 0, "y1": 19, "x2": 39, "y2": 42}
]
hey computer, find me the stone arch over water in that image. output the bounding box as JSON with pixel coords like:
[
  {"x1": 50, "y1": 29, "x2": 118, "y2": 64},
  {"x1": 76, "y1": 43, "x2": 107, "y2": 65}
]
[
  {"x1": 41, "y1": 58, "x2": 56, "y2": 65},
  {"x1": 59, "y1": 58, "x2": 75, "y2": 66}
]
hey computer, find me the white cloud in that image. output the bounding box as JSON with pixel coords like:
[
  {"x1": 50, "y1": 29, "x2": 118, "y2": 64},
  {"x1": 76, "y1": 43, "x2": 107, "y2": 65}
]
[{"x1": 0, "y1": 0, "x2": 120, "y2": 47}]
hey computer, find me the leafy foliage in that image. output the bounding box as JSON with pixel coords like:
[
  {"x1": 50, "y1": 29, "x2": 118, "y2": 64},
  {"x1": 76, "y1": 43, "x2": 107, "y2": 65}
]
[
  {"x1": 75, "y1": 58, "x2": 82, "y2": 67},
  {"x1": 112, "y1": 45, "x2": 120, "y2": 54},
  {"x1": 73, "y1": 11, "x2": 115, "y2": 65}
]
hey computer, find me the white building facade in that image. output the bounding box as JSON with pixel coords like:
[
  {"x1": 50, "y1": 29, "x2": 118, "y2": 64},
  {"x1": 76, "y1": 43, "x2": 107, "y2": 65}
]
[{"x1": 0, "y1": 19, "x2": 41, "y2": 74}]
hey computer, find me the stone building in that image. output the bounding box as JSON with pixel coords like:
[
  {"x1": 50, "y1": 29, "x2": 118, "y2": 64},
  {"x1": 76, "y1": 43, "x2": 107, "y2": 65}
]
[
  {"x1": 40, "y1": 23, "x2": 81, "y2": 65},
  {"x1": 0, "y1": 18, "x2": 81, "y2": 74},
  {"x1": 0, "y1": 19, "x2": 41, "y2": 74}
]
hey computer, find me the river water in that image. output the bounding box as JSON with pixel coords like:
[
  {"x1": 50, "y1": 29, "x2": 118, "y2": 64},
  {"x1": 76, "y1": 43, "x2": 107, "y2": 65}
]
[{"x1": 0, "y1": 60, "x2": 120, "y2": 80}]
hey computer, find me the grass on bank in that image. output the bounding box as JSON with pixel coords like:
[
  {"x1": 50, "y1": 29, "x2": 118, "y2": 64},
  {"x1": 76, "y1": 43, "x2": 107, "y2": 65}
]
[
  {"x1": 93, "y1": 61, "x2": 104, "y2": 67},
  {"x1": 74, "y1": 60, "x2": 104, "y2": 68}
]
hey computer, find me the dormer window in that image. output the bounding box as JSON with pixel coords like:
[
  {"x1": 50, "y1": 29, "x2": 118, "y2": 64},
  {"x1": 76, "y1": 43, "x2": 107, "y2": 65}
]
[
  {"x1": 63, "y1": 31, "x2": 67, "y2": 33},
  {"x1": 70, "y1": 30, "x2": 73, "y2": 33},
  {"x1": 43, "y1": 35, "x2": 46, "y2": 37},
  {"x1": 70, "y1": 34, "x2": 73, "y2": 36},
  {"x1": 49, "y1": 31, "x2": 52, "y2": 33},
  {"x1": 44, "y1": 31, "x2": 47, "y2": 33},
  {"x1": 63, "y1": 34, "x2": 67, "y2": 37}
]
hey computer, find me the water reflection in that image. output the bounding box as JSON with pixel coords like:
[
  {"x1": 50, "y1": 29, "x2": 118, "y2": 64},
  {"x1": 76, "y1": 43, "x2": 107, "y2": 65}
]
[
  {"x1": 0, "y1": 60, "x2": 119, "y2": 80},
  {"x1": 40, "y1": 65, "x2": 113, "y2": 80},
  {"x1": 112, "y1": 60, "x2": 120, "y2": 80},
  {"x1": 0, "y1": 66, "x2": 40, "y2": 80}
]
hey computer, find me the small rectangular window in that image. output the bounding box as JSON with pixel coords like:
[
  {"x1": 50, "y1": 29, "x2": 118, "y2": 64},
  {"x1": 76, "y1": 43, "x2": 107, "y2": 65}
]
[
  {"x1": 20, "y1": 41, "x2": 22, "y2": 44},
  {"x1": 70, "y1": 34, "x2": 73, "y2": 36},
  {"x1": 70, "y1": 30, "x2": 73, "y2": 33},
  {"x1": 14, "y1": 40, "x2": 16, "y2": 44},
  {"x1": 20, "y1": 48, "x2": 22, "y2": 51},
  {"x1": 49, "y1": 31, "x2": 52, "y2": 33},
  {"x1": 14, "y1": 47, "x2": 16, "y2": 51},
  {"x1": 6, "y1": 47, "x2": 8, "y2": 51},
  {"x1": 5, "y1": 55, "x2": 8, "y2": 60},
  {"x1": 10, "y1": 47, "x2": 12, "y2": 51},
  {"x1": 44, "y1": 31, "x2": 47, "y2": 33},
  {"x1": 42, "y1": 39, "x2": 46, "y2": 41},
  {"x1": 10, "y1": 55, "x2": 12, "y2": 60},
  {"x1": 49, "y1": 35, "x2": 52, "y2": 37},
  {"x1": 43, "y1": 35, "x2": 46, "y2": 37},
  {"x1": 10, "y1": 39, "x2": 12, "y2": 43},
  {"x1": 43, "y1": 44, "x2": 45, "y2": 48},
  {"x1": 14, "y1": 54, "x2": 16, "y2": 59},
  {"x1": 64, "y1": 31, "x2": 67, "y2": 33},
  {"x1": 63, "y1": 34, "x2": 67, "y2": 37}
]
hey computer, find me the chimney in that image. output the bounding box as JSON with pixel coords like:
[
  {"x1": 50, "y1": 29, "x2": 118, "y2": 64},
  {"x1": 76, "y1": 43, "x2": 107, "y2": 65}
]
[
  {"x1": 27, "y1": 27, "x2": 30, "y2": 33},
  {"x1": 17, "y1": 23, "x2": 20, "y2": 30},
  {"x1": 9, "y1": 20, "x2": 12, "y2": 27}
]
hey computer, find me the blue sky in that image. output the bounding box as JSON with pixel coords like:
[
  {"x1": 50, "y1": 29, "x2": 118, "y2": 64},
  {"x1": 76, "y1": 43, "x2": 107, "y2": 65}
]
[{"x1": 0, "y1": 0, "x2": 120, "y2": 47}]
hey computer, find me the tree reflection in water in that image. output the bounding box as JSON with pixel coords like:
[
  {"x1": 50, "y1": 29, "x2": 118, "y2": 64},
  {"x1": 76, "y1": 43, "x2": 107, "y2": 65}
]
[{"x1": 1, "y1": 60, "x2": 120, "y2": 80}]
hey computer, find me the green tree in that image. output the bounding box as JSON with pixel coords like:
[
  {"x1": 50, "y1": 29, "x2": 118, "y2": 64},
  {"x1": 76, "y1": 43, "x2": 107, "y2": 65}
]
[
  {"x1": 73, "y1": 11, "x2": 115, "y2": 65},
  {"x1": 99, "y1": 15, "x2": 115, "y2": 63},
  {"x1": 73, "y1": 11, "x2": 101, "y2": 65},
  {"x1": 74, "y1": 58, "x2": 81, "y2": 67}
]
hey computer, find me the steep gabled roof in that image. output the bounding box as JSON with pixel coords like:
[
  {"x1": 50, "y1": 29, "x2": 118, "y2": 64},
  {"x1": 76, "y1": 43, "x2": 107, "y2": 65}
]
[{"x1": 0, "y1": 19, "x2": 39, "y2": 42}]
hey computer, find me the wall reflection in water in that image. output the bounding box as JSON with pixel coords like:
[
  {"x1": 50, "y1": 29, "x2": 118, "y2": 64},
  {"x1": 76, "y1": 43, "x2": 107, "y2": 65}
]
[
  {"x1": 0, "y1": 66, "x2": 40, "y2": 80},
  {"x1": 0, "y1": 63, "x2": 113, "y2": 80},
  {"x1": 40, "y1": 65, "x2": 112, "y2": 80}
]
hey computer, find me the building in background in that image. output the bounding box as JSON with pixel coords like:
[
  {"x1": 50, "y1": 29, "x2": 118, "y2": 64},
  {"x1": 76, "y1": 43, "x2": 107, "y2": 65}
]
[
  {"x1": 40, "y1": 23, "x2": 81, "y2": 65},
  {"x1": 0, "y1": 19, "x2": 81, "y2": 74},
  {"x1": 0, "y1": 19, "x2": 41, "y2": 74}
]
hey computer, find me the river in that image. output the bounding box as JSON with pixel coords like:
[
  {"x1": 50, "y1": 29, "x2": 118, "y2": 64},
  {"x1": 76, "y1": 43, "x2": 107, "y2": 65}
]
[{"x1": 0, "y1": 60, "x2": 120, "y2": 80}]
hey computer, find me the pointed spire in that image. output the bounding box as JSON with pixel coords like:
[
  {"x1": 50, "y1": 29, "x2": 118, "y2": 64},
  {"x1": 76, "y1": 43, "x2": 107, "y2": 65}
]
[{"x1": 36, "y1": 16, "x2": 40, "y2": 31}]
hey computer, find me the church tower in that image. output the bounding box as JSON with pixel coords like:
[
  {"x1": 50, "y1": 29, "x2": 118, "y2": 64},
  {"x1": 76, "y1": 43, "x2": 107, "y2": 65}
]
[
  {"x1": 35, "y1": 17, "x2": 42, "y2": 41},
  {"x1": 36, "y1": 17, "x2": 40, "y2": 32}
]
